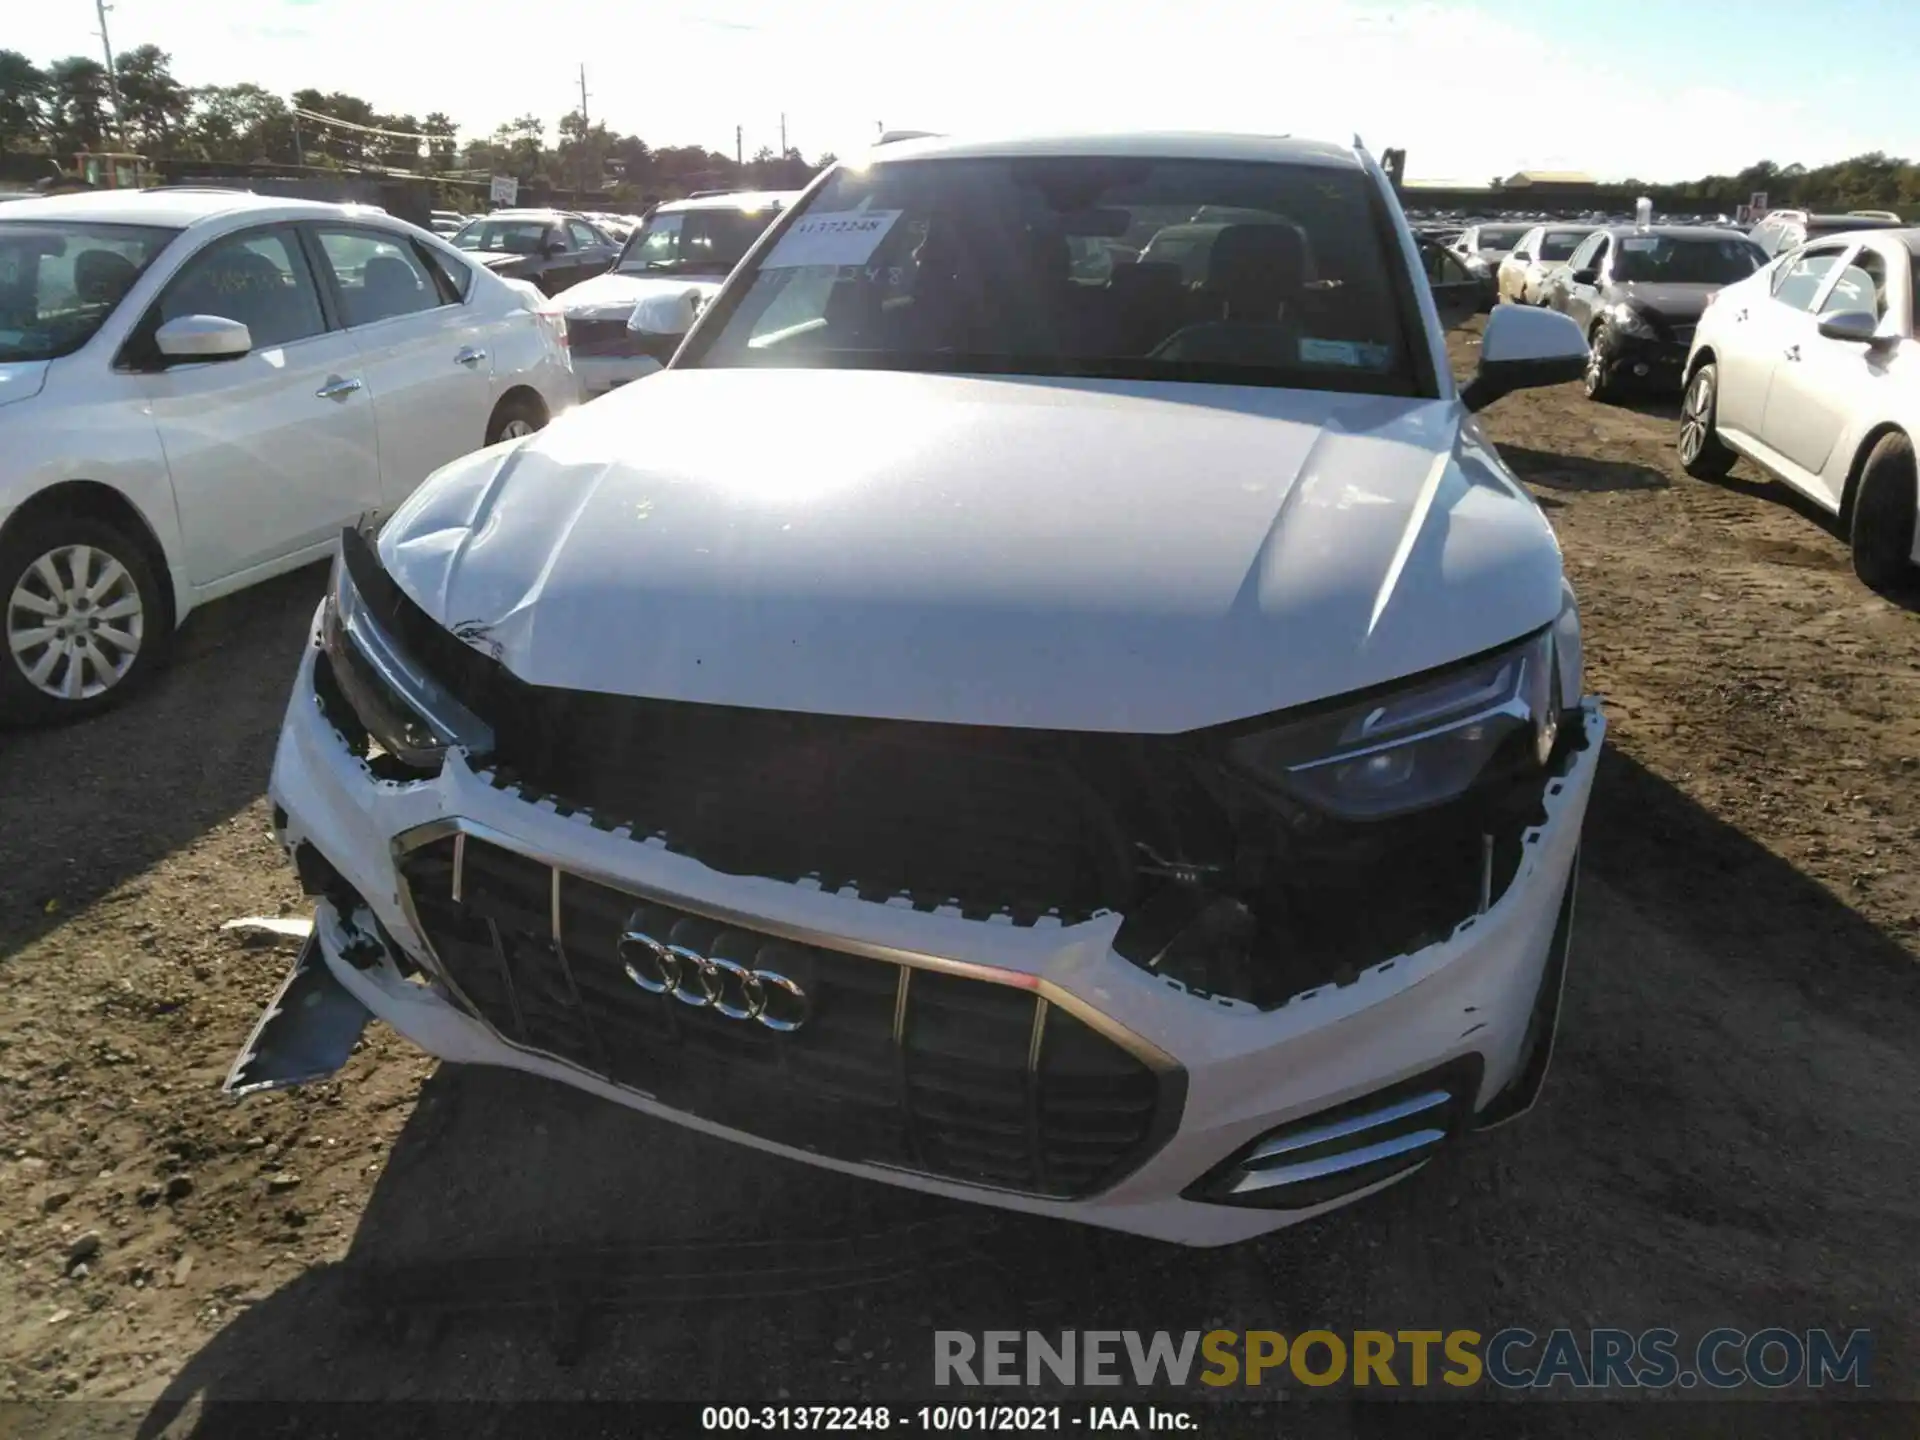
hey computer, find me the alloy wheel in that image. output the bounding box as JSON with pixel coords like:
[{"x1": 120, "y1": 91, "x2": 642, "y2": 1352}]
[
  {"x1": 499, "y1": 418, "x2": 537, "y2": 440},
  {"x1": 6, "y1": 544, "x2": 146, "y2": 701},
  {"x1": 1679, "y1": 371, "x2": 1711, "y2": 465}
]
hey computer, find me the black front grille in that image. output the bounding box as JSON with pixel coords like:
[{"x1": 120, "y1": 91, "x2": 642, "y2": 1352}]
[
  {"x1": 567, "y1": 316, "x2": 640, "y2": 357},
  {"x1": 566, "y1": 317, "x2": 680, "y2": 361},
  {"x1": 398, "y1": 833, "x2": 1179, "y2": 1200}
]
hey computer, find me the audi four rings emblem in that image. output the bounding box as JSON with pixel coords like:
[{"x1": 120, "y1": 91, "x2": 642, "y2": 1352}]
[{"x1": 617, "y1": 916, "x2": 809, "y2": 1031}]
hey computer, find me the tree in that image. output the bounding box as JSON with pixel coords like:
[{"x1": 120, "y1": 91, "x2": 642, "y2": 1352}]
[
  {"x1": 422, "y1": 111, "x2": 458, "y2": 171},
  {"x1": 0, "y1": 50, "x2": 49, "y2": 152},
  {"x1": 45, "y1": 56, "x2": 111, "y2": 154},
  {"x1": 115, "y1": 44, "x2": 190, "y2": 151},
  {"x1": 189, "y1": 83, "x2": 291, "y2": 163},
  {"x1": 292, "y1": 89, "x2": 381, "y2": 166}
]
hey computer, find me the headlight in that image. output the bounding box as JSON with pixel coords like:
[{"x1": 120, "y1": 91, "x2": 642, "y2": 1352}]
[
  {"x1": 1225, "y1": 631, "x2": 1562, "y2": 821},
  {"x1": 1605, "y1": 303, "x2": 1655, "y2": 336},
  {"x1": 318, "y1": 527, "x2": 491, "y2": 771}
]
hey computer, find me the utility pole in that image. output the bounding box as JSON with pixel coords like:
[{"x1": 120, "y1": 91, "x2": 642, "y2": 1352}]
[
  {"x1": 735, "y1": 124, "x2": 743, "y2": 168},
  {"x1": 780, "y1": 112, "x2": 787, "y2": 157},
  {"x1": 94, "y1": 0, "x2": 125, "y2": 149},
  {"x1": 576, "y1": 63, "x2": 591, "y2": 202}
]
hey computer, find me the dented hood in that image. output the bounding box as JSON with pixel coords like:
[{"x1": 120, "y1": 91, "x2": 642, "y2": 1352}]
[{"x1": 377, "y1": 369, "x2": 1564, "y2": 732}]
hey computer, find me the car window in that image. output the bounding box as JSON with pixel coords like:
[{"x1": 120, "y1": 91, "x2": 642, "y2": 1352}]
[
  {"x1": 1820, "y1": 249, "x2": 1887, "y2": 320},
  {"x1": 1567, "y1": 234, "x2": 1603, "y2": 271},
  {"x1": 1537, "y1": 231, "x2": 1587, "y2": 261},
  {"x1": 312, "y1": 227, "x2": 443, "y2": 326},
  {"x1": 1772, "y1": 250, "x2": 1845, "y2": 311},
  {"x1": 413, "y1": 240, "x2": 472, "y2": 302},
  {"x1": 450, "y1": 218, "x2": 549, "y2": 254},
  {"x1": 689, "y1": 154, "x2": 1425, "y2": 399},
  {"x1": 567, "y1": 220, "x2": 600, "y2": 250},
  {"x1": 1613, "y1": 235, "x2": 1764, "y2": 284},
  {"x1": 0, "y1": 221, "x2": 177, "y2": 362},
  {"x1": 156, "y1": 228, "x2": 326, "y2": 349}
]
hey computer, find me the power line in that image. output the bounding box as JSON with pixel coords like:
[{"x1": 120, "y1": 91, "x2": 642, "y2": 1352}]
[{"x1": 290, "y1": 108, "x2": 438, "y2": 143}]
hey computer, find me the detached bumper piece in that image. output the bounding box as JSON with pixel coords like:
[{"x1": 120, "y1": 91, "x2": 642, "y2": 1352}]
[
  {"x1": 1183, "y1": 1056, "x2": 1482, "y2": 1211},
  {"x1": 223, "y1": 933, "x2": 372, "y2": 1097},
  {"x1": 396, "y1": 830, "x2": 1182, "y2": 1200}
]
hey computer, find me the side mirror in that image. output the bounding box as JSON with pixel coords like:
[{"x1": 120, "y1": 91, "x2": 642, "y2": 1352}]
[
  {"x1": 1461, "y1": 305, "x2": 1588, "y2": 412},
  {"x1": 628, "y1": 288, "x2": 704, "y2": 338},
  {"x1": 1569, "y1": 266, "x2": 1600, "y2": 286},
  {"x1": 543, "y1": 238, "x2": 567, "y2": 257},
  {"x1": 155, "y1": 314, "x2": 252, "y2": 362},
  {"x1": 1816, "y1": 310, "x2": 1881, "y2": 344}
]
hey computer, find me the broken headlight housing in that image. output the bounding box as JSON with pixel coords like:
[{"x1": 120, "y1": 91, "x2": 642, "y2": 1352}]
[
  {"x1": 1225, "y1": 628, "x2": 1566, "y2": 822},
  {"x1": 317, "y1": 526, "x2": 491, "y2": 772}
]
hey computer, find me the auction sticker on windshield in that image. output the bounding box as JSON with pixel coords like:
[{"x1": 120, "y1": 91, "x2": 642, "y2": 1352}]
[{"x1": 763, "y1": 210, "x2": 902, "y2": 269}]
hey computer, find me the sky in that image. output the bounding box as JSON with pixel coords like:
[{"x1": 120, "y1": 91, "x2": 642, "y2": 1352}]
[{"x1": 13, "y1": 0, "x2": 1920, "y2": 182}]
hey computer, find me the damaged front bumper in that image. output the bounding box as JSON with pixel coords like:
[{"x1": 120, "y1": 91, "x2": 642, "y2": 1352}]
[{"x1": 246, "y1": 628, "x2": 1604, "y2": 1246}]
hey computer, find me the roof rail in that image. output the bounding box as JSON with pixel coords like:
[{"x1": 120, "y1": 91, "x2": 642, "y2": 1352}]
[
  {"x1": 876, "y1": 130, "x2": 940, "y2": 145},
  {"x1": 1848, "y1": 209, "x2": 1901, "y2": 220},
  {"x1": 686, "y1": 189, "x2": 733, "y2": 198}
]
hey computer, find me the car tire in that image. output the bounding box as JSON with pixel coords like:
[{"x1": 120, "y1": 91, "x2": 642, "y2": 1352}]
[
  {"x1": 1677, "y1": 361, "x2": 1737, "y2": 479},
  {"x1": 1849, "y1": 431, "x2": 1918, "y2": 593},
  {"x1": 485, "y1": 392, "x2": 549, "y2": 446},
  {"x1": 1583, "y1": 323, "x2": 1618, "y2": 402},
  {"x1": 0, "y1": 513, "x2": 169, "y2": 728}
]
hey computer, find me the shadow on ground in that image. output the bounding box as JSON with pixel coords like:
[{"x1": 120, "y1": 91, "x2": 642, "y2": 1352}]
[
  {"x1": 1499, "y1": 444, "x2": 1669, "y2": 494},
  {"x1": 0, "y1": 563, "x2": 328, "y2": 963},
  {"x1": 123, "y1": 744, "x2": 1919, "y2": 1429}
]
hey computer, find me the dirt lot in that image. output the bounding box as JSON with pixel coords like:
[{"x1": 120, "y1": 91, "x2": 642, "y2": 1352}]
[{"x1": 2, "y1": 324, "x2": 1918, "y2": 1429}]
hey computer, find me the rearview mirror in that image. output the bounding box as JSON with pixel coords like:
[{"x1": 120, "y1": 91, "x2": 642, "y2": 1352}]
[
  {"x1": 628, "y1": 288, "x2": 704, "y2": 338},
  {"x1": 1816, "y1": 310, "x2": 1881, "y2": 344},
  {"x1": 1461, "y1": 305, "x2": 1588, "y2": 412},
  {"x1": 155, "y1": 314, "x2": 252, "y2": 362}
]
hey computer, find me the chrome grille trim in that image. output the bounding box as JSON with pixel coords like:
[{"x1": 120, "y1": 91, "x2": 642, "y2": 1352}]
[
  {"x1": 1240, "y1": 1089, "x2": 1450, "y2": 1166},
  {"x1": 1228, "y1": 1127, "x2": 1446, "y2": 1196},
  {"x1": 387, "y1": 816, "x2": 1185, "y2": 1200}
]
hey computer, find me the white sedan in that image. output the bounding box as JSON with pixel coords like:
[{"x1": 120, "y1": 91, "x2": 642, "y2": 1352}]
[
  {"x1": 1678, "y1": 227, "x2": 1920, "y2": 588},
  {"x1": 1496, "y1": 225, "x2": 1594, "y2": 306},
  {"x1": 0, "y1": 189, "x2": 575, "y2": 725}
]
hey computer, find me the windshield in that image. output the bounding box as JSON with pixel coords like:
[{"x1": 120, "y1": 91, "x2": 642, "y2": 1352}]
[
  {"x1": 450, "y1": 218, "x2": 549, "y2": 254},
  {"x1": 687, "y1": 156, "x2": 1420, "y2": 397},
  {"x1": 1476, "y1": 225, "x2": 1528, "y2": 252},
  {"x1": 0, "y1": 221, "x2": 177, "y2": 362},
  {"x1": 1538, "y1": 231, "x2": 1588, "y2": 261},
  {"x1": 1613, "y1": 234, "x2": 1764, "y2": 284},
  {"x1": 616, "y1": 206, "x2": 781, "y2": 276}
]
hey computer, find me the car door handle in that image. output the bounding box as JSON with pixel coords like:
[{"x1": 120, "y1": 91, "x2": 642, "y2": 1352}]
[
  {"x1": 455, "y1": 347, "x2": 487, "y2": 366},
  {"x1": 315, "y1": 376, "x2": 363, "y2": 400}
]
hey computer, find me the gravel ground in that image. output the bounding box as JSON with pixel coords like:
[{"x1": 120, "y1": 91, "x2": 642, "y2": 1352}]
[{"x1": 2, "y1": 325, "x2": 1917, "y2": 1431}]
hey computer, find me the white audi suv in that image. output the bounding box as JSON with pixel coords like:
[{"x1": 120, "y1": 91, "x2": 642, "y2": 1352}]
[{"x1": 244, "y1": 132, "x2": 1603, "y2": 1246}]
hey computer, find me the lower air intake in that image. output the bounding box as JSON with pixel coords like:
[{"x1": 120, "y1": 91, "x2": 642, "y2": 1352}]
[{"x1": 1184, "y1": 1056, "x2": 1483, "y2": 1210}]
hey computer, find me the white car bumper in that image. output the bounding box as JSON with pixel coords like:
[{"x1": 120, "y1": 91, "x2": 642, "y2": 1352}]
[{"x1": 265, "y1": 625, "x2": 1603, "y2": 1247}]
